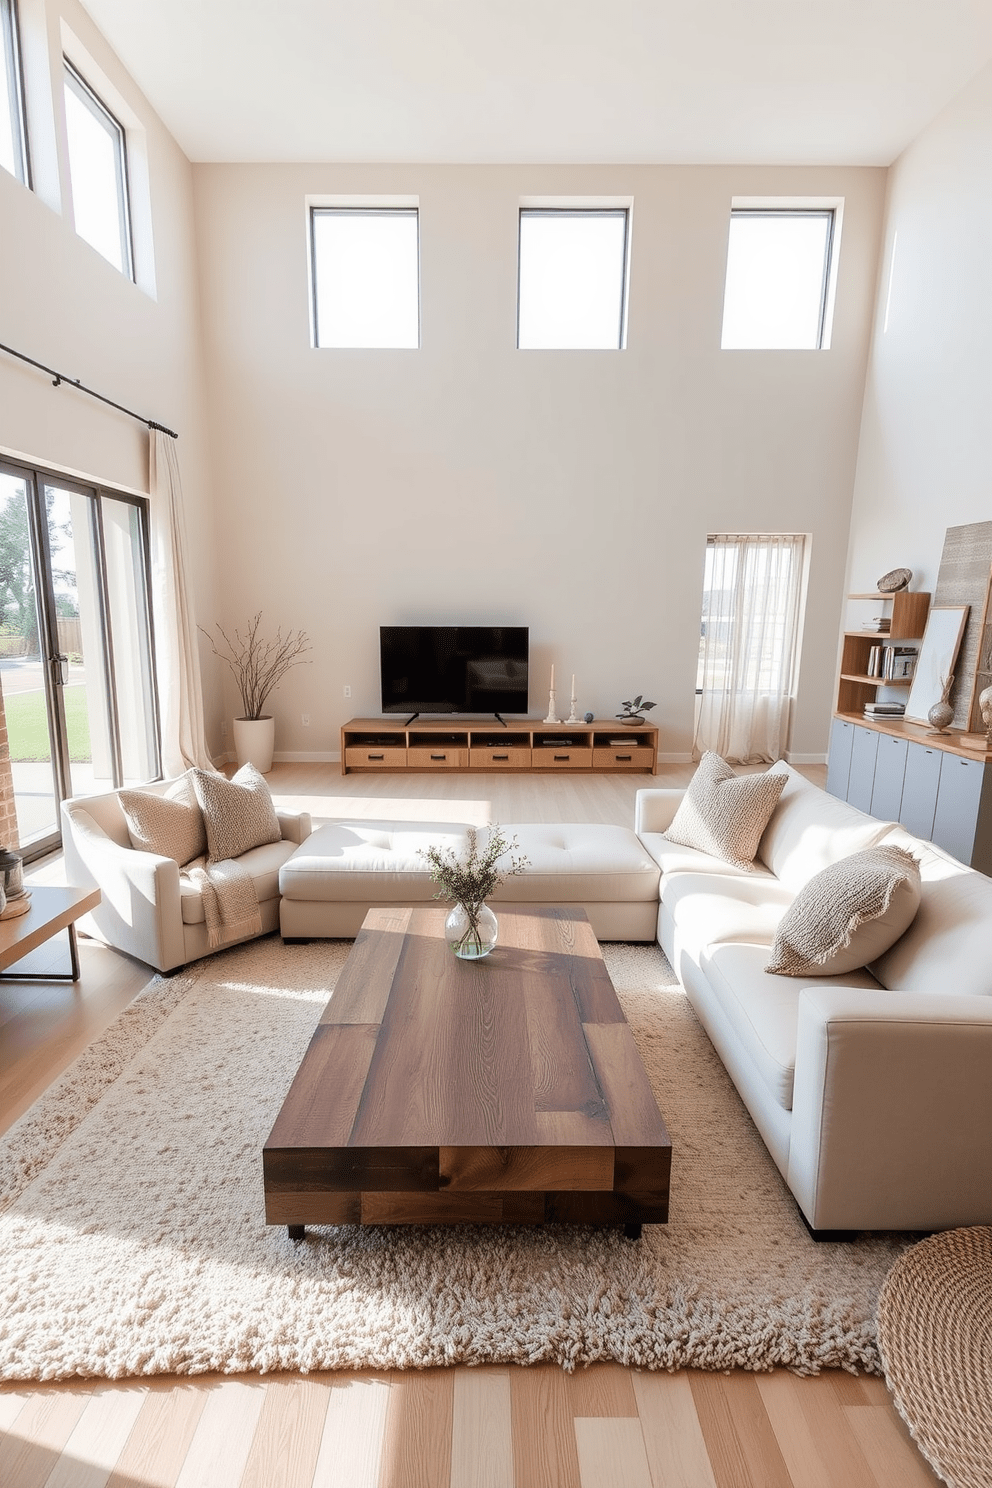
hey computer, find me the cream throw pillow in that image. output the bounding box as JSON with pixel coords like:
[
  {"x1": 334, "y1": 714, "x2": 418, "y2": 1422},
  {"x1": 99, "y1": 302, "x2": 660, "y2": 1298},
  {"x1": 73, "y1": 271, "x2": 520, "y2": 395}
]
[
  {"x1": 765, "y1": 845, "x2": 922, "y2": 977},
  {"x1": 190, "y1": 764, "x2": 282, "y2": 863},
  {"x1": 665, "y1": 753, "x2": 787, "y2": 870},
  {"x1": 118, "y1": 774, "x2": 207, "y2": 866}
]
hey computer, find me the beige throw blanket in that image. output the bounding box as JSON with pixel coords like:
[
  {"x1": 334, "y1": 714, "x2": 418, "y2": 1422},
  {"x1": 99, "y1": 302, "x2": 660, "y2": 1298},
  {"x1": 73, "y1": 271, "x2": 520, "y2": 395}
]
[{"x1": 182, "y1": 856, "x2": 262, "y2": 948}]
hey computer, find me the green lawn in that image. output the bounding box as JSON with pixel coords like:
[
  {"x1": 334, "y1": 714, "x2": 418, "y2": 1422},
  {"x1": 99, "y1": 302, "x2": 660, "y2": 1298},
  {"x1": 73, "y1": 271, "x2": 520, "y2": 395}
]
[{"x1": 4, "y1": 686, "x2": 92, "y2": 763}]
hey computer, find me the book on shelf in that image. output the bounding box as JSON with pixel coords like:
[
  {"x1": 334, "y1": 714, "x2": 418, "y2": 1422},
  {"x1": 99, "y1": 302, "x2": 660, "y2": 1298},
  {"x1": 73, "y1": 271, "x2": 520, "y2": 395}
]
[
  {"x1": 864, "y1": 702, "x2": 906, "y2": 717},
  {"x1": 862, "y1": 618, "x2": 892, "y2": 633}
]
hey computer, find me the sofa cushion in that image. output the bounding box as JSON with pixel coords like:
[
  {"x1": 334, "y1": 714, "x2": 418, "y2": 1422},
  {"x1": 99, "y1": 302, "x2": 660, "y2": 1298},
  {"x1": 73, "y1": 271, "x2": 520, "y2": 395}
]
[
  {"x1": 180, "y1": 839, "x2": 297, "y2": 925},
  {"x1": 662, "y1": 872, "x2": 794, "y2": 962},
  {"x1": 279, "y1": 821, "x2": 473, "y2": 903},
  {"x1": 664, "y1": 753, "x2": 786, "y2": 870},
  {"x1": 701, "y1": 942, "x2": 881, "y2": 1110},
  {"x1": 765, "y1": 845, "x2": 922, "y2": 977},
  {"x1": 488, "y1": 824, "x2": 659, "y2": 903},
  {"x1": 639, "y1": 831, "x2": 776, "y2": 882},
  {"x1": 191, "y1": 764, "x2": 282, "y2": 862},
  {"x1": 869, "y1": 828, "x2": 992, "y2": 998},
  {"x1": 117, "y1": 774, "x2": 207, "y2": 866},
  {"x1": 757, "y1": 760, "x2": 898, "y2": 892}
]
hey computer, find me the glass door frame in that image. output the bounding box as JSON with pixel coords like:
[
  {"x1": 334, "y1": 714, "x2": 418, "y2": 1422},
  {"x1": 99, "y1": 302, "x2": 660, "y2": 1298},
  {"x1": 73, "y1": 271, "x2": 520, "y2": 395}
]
[{"x1": 0, "y1": 454, "x2": 162, "y2": 862}]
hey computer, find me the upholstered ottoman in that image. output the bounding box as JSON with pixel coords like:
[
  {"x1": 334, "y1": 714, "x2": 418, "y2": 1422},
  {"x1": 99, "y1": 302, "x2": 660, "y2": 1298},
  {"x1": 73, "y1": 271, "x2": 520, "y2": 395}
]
[{"x1": 278, "y1": 820, "x2": 661, "y2": 941}]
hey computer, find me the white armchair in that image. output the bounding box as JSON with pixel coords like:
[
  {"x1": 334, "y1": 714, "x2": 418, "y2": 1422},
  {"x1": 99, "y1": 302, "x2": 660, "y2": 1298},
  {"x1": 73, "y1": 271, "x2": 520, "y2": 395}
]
[{"x1": 61, "y1": 781, "x2": 311, "y2": 973}]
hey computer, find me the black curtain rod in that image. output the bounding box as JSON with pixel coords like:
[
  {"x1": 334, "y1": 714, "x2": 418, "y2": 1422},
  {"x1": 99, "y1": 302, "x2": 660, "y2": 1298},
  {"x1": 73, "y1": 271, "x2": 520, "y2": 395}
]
[{"x1": 0, "y1": 340, "x2": 178, "y2": 440}]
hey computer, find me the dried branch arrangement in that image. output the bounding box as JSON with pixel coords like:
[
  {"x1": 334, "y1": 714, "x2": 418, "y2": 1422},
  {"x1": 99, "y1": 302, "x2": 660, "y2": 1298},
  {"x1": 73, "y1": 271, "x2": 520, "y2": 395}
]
[
  {"x1": 200, "y1": 612, "x2": 312, "y2": 720},
  {"x1": 420, "y1": 825, "x2": 529, "y2": 949}
]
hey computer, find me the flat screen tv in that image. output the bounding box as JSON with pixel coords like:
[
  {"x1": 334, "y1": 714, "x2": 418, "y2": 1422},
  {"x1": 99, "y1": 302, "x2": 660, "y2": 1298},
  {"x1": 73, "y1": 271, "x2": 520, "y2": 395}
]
[{"x1": 380, "y1": 626, "x2": 529, "y2": 720}]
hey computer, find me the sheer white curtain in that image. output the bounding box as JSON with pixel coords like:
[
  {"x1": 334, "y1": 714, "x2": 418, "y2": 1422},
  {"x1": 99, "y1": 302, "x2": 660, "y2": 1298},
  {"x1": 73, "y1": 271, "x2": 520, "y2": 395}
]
[
  {"x1": 150, "y1": 429, "x2": 214, "y2": 777},
  {"x1": 694, "y1": 533, "x2": 806, "y2": 764}
]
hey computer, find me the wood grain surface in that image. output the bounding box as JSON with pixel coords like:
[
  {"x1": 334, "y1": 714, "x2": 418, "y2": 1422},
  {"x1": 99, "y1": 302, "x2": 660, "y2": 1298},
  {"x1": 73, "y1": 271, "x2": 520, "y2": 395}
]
[{"x1": 263, "y1": 905, "x2": 671, "y2": 1232}]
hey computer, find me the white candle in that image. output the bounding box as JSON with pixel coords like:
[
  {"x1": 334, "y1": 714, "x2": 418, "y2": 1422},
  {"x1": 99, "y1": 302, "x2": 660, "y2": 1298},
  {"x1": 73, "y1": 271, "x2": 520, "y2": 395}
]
[
  {"x1": 571, "y1": 674, "x2": 575, "y2": 695},
  {"x1": 550, "y1": 663, "x2": 554, "y2": 689}
]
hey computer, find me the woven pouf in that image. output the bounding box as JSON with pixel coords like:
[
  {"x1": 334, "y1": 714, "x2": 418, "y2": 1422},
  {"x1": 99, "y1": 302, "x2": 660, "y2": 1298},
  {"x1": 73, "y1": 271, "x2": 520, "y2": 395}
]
[{"x1": 877, "y1": 1227, "x2": 992, "y2": 1488}]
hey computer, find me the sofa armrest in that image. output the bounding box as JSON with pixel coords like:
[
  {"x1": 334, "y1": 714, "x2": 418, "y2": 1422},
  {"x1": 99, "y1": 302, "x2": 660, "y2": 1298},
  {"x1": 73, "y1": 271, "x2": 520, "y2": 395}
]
[
  {"x1": 788, "y1": 986, "x2": 992, "y2": 1232},
  {"x1": 61, "y1": 805, "x2": 186, "y2": 972},
  {"x1": 634, "y1": 789, "x2": 685, "y2": 836},
  {"x1": 277, "y1": 810, "x2": 312, "y2": 846}
]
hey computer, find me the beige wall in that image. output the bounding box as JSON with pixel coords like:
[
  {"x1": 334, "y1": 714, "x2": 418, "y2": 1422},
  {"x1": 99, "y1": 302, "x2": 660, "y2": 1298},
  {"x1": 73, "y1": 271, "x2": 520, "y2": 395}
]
[
  {"x1": 194, "y1": 163, "x2": 886, "y2": 763},
  {"x1": 847, "y1": 62, "x2": 992, "y2": 598},
  {"x1": 0, "y1": 0, "x2": 218, "y2": 734}
]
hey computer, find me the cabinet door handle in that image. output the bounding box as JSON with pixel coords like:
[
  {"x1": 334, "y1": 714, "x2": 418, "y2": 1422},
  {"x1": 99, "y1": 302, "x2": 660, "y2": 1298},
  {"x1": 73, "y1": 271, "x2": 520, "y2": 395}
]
[
  {"x1": 369, "y1": 753, "x2": 384, "y2": 761},
  {"x1": 493, "y1": 753, "x2": 508, "y2": 761},
  {"x1": 616, "y1": 754, "x2": 632, "y2": 761},
  {"x1": 430, "y1": 753, "x2": 447, "y2": 761},
  {"x1": 554, "y1": 754, "x2": 570, "y2": 761}
]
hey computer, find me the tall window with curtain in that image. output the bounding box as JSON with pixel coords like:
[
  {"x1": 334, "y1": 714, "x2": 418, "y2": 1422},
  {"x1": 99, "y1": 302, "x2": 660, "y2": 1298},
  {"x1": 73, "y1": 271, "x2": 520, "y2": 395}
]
[{"x1": 695, "y1": 533, "x2": 807, "y2": 764}]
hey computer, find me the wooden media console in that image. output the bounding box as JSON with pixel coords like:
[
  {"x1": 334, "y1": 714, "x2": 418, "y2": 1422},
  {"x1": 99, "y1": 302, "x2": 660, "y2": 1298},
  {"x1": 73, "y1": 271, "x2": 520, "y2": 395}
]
[{"x1": 340, "y1": 717, "x2": 659, "y2": 775}]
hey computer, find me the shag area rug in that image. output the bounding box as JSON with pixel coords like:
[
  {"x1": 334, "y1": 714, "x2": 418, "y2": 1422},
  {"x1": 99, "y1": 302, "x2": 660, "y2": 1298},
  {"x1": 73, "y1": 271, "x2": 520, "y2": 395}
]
[{"x1": 0, "y1": 936, "x2": 912, "y2": 1381}]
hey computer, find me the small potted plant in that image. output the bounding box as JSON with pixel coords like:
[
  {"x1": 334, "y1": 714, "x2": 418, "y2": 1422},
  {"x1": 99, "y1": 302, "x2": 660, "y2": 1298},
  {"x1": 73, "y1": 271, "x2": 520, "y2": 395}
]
[
  {"x1": 420, "y1": 826, "x2": 529, "y2": 959},
  {"x1": 200, "y1": 612, "x2": 311, "y2": 773},
  {"x1": 616, "y1": 694, "x2": 656, "y2": 727}
]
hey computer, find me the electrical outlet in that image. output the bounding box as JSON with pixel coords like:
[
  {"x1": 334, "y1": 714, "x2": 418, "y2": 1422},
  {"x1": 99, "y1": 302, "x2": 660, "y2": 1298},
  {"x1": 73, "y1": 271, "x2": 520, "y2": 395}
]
[
  {"x1": 301, "y1": 713, "x2": 310, "y2": 726},
  {"x1": 343, "y1": 685, "x2": 352, "y2": 698}
]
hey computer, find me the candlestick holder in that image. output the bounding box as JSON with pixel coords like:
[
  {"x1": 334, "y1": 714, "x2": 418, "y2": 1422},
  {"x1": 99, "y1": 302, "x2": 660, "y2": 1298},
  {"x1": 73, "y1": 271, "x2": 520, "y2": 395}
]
[
  {"x1": 565, "y1": 689, "x2": 580, "y2": 725},
  {"x1": 543, "y1": 689, "x2": 560, "y2": 725}
]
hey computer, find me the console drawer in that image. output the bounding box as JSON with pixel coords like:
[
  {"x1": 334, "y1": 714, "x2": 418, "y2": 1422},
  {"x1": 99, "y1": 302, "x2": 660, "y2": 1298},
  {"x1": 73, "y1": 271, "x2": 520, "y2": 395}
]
[
  {"x1": 407, "y1": 747, "x2": 468, "y2": 769},
  {"x1": 345, "y1": 746, "x2": 407, "y2": 769},
  {"x1": 593, "y1": 747, "x2": 651, "y2": 769},
  {"x1": 469, "y1": 747, "x2": 531, "y2": 769},
  {"x1": 531, "y1": 747, "x2": 593, "y2": 769}
]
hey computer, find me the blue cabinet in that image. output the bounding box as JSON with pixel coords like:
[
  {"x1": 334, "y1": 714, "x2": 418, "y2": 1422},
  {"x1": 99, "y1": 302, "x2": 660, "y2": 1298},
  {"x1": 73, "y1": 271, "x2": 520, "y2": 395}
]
[
  {"x1": 932, "y1": 755, "x2": 991, "y2": 867},
  {"x1": 825, "y1": 718, "x2": 855, "y2": 799},
  {"x1": 870, "y1": 733, "x2": 908, "y2": 821},
  {"x1": 900, "y1": 742, "x2": 943, "y2": 841},
  {"x1": 847, "y1": 726, "x2": 879, "y2": 813}
]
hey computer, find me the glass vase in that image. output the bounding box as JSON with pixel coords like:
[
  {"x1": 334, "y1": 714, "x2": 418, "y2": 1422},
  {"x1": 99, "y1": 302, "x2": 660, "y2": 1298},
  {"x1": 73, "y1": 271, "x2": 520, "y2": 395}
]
[{"x1": 445, "y1": 902, "x2": 498, "y2": 959}]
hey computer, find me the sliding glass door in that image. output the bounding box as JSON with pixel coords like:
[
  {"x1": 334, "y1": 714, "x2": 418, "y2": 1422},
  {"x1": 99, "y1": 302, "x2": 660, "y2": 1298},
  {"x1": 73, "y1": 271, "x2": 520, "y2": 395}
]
[{"x1": 0, "y1": 459, "x2": 160, "y2": 860}]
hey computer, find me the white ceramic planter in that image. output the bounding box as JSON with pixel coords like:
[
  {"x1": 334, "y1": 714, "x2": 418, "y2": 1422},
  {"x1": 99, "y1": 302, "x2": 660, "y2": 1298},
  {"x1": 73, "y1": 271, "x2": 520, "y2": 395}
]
[{"x1": 233, "y1": 716, "x2": 275, "y2": 773}]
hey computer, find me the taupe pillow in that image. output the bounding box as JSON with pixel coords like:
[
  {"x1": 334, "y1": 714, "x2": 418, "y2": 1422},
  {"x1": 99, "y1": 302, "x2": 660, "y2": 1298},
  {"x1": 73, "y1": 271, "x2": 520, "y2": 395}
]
[
  {"x1": 118, "y1": 774, "x2": 207, "y2": 866},
  {"x1": 665, "y1": 753, "x2": 787, "y2": 870},
  {"x1": 190, "y1": 764, "x2": 282, "y2": 863},
  {"x1": 765, "y1": 845, "x2": 922, "y2": 977}
]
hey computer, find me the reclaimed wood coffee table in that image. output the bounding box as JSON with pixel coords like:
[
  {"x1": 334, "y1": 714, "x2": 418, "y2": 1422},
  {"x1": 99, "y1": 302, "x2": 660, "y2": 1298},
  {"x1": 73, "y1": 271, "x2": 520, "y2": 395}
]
[{"x1": 264, "y1": 905, "x2": 671, "y2": 1239}]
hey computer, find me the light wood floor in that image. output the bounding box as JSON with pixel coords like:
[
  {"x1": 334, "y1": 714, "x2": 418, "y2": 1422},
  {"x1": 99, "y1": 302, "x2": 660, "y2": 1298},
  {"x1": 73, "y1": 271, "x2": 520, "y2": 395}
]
[{"x1": 0, "y1": 763, "x2": 939, "y2": 1488}]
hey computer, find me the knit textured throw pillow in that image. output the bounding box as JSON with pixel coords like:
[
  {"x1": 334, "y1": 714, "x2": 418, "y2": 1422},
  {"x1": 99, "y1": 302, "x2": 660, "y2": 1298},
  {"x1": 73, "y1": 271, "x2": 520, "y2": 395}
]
[
  {"x1": 664, "y1": 753, "x2": 787, "y2": 870},
  {"x1": 765, "y1": 844, "x2": 922, "y2": 977},
  {"x1": 190, "y1": 764, "x2": 282, "y2": 863},
  {"x1": 118, "y1": 774, "x2": 207, "y2": 866}
]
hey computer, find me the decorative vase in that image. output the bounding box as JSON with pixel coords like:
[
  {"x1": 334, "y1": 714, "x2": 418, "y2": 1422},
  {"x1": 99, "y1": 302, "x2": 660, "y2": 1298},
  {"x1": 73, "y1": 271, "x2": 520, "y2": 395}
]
[
  {"x1": 233, "y1": 716, "x2": 275, "y2": 773},
  {"x1": 927, "y1": 700, "x2": 954, "y2": 733},
  {"x1": 0, "y1": 846, "x2": 24, "y2": 900},
  {"x1": 621, "y1": 717, "x2": 645, "y2": 727},
  {"x1": 445, "y1": 902, "x2": 499, "y2": 960}
]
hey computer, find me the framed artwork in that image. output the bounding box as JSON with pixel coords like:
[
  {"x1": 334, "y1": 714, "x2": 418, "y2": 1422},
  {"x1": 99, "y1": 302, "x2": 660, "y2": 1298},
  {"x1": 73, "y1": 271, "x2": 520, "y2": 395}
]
[{"x1": 905, "y1": 606, "x2": 970, "y2": 724}]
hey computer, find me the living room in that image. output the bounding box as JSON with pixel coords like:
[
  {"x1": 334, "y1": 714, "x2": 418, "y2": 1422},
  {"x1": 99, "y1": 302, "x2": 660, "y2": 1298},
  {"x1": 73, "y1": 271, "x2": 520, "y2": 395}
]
[{"x1": 2, "y1": 2, "x2": 991, "y2": 1485}]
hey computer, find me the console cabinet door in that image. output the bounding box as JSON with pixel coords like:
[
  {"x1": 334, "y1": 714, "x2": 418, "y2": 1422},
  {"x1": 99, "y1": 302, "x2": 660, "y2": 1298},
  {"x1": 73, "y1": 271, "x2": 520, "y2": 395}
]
[
  {"x1": 869, "y1": 733, "x2": 908, "y2": 821},
  {"x1": 900, "y1": 742, "x2": 942, "y2": 841},
  {"x1": 931, "y1": 754, "x2": 985, "y2": 865},
  {"x1": 826, "y1": 718, "x2": 856, "y2": 800},
  {"x1": 847, "y1": 726, "x2": 879, "y2": 813}
]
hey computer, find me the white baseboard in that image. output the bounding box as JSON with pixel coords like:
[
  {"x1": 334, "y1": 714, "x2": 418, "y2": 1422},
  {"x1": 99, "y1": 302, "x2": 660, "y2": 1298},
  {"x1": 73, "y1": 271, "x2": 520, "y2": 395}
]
[
  {"x1": 657, "y1": 752, "x2": 694, "y2": 764},
  {"x1": 273, "y1": 750, "x2": 340, "y2": 763},
  {"x1": 784, "y1": 752, "x2": 828, "y2": 766}
]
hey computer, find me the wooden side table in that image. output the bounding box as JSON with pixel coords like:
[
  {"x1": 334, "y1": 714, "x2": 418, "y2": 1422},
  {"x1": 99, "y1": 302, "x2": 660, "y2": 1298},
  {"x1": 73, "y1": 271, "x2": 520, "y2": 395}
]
[{"x1": 0, "y1": 885, "x2": 101, "y2": 981}]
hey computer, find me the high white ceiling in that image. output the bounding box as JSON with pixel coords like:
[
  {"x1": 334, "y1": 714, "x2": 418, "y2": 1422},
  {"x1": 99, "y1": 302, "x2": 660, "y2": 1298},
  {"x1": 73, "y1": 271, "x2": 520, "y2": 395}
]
[{"x1": 79, "y1": 1, "x2": 992, "y2": 166}]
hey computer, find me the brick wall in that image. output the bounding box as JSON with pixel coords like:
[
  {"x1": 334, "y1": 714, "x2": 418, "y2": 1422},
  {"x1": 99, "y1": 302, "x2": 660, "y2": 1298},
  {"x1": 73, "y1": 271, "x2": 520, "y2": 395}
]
[{"x1": 0, "y1": 675, "x2": 21, "y2": 849}]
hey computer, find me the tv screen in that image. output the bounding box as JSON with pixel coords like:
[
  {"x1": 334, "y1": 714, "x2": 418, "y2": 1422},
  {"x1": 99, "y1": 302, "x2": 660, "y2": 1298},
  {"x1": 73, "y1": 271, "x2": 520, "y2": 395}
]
[{"x1": 380, "y1": 626, "x2": 529, "y2": 716}]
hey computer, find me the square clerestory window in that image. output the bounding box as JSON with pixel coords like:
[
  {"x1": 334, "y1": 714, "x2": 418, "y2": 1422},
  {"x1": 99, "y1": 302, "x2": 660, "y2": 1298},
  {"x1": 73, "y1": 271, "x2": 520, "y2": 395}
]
[
  {"x1": 721, "y1": 207, "x2": 839, "y2": 351},
  {"x1": 517, "y1": 208, "x2": 630, "y2": 350},
  {"x1": 63, "y1": 59, "x2": 134, "y2": 278},
  {"x1": 311, "y1": 207, "x2": 420, "y2": 349}
]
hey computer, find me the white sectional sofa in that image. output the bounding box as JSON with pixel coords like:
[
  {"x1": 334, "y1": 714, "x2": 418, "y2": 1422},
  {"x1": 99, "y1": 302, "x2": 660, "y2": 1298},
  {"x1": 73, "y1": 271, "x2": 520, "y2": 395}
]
[{"x1": 635, "y1": 761, "x2": 992, "y2": 1237}]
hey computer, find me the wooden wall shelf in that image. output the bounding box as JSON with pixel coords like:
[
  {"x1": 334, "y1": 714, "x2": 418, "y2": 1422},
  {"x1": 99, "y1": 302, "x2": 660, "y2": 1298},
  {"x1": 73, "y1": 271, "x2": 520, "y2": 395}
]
[
  {"x1": 340, "y1": 717, "x2": 659, "y2": 775},
  {"x1": 835, "y1": 591, "x2": 931, "y2": 716}
]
